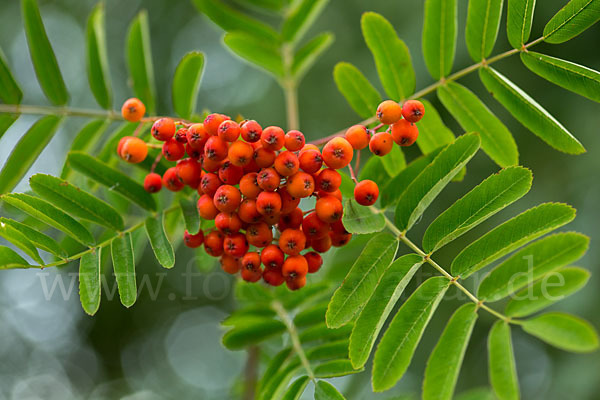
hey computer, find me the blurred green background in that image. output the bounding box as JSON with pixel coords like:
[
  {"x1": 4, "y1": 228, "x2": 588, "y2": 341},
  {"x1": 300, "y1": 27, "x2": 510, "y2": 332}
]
[{"x1": 0, "y1": 0, "x2": 598, "y2": 399}]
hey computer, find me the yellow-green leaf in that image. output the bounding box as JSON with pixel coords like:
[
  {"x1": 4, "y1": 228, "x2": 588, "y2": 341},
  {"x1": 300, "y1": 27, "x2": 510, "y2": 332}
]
[
  {"x1": 0, "y1": 47, "x2": 22, "y2": 104},
  {"x1": 111, "y1": 232, "x2": 137, "y2": 307},
  {"x1": 79, "y1": 249, "x2": 101, "y2": 315},
  {"x1": 172, "y1": 51, "x2": 204, "y2": 119},
  {"x1": 507, "y1": 0, "x2": 537, "y2": 48},
  {"x1": 488, "y1": 321, "x2": 520, "y2": 400},
  {"x1": 543, "y1": 0, "x2": 600, "y2": 44},
  {"x1": 333, "y1": 62, "x2": 382, "y2": 119},
  {"x1": 422, "y1": 0, "x2": 458, "y2": 79},
  {"x1": 465, "y1": 0, "x2": 504, "y2": 61},
  {"x1": 126, "y1": 10, "x2": 156, "y2": 114},
  {"x1": 86, "y1": 1, "x2": 112, "y2": 109},
  {"x1": 522, "y1": 312, "x2": 599, "y2": 352}
]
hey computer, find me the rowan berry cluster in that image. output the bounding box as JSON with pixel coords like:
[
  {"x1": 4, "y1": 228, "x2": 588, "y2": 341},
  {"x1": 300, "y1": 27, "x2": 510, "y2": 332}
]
[{"x1": 117, "y1": 97, "x2": 424, "y2": 290}]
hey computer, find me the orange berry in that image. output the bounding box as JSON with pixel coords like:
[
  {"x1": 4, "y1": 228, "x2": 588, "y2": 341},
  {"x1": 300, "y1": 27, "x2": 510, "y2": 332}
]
[
  {"x1": 224, "y1": 233, "x2": 249, "y2": 258},
  {"x1": 239, "y1": 173, "x2": 261, "y2": 199},
  {"x1": 278, "y1": 186, "x2": 301, "y2": 214},
  {"x1": 402, "y1": 100, "x2": 425, "y2": 123},
  {"x1": 199, "y1": 172, "x2": 222, "y2": 197},
  {"x1": 120, "y1": 137, "x2": 148, "y2": 163},
  {"x1": 253, "y1": 147, "x2": 277, "y2": 168},
  {"x1": 228, "y1": 141, "x2": 254, "y2": 167},
  {"x1": 238, "y1": 199, "x2": 262, "y2": 224},
  {"x1": 204, "y1": 230, "x2": 225, "y2": 257},
  {"x1": 311, "y1": 234, "x2": 332, "y2": 253},
  {"x1": 186, "y1": 143, "x2": 202, "y2": 160},
  {"x1": 261, "y1": 244, "x2": 285, "y2": 269},
  {"x1": 331, "y1": 230, "x2": 352, "y2": 247},
  {"x1": 285, "y1": 130, "x2": 305, "y2": 151},
  {"x1": 204, "y1": 113, "x2": 230, "y2": 136},
  {"x1": 176, "y1": 159, "x2": 201, "y2": 186},
  {"x1": 376, "y1": 100, "x2": 402, "y2": 125},
  {"x1": 256, "y1": 191, "x2": 282, "y2": 216},
  {"x1": 322, "y1": 137, "x2": 353, "y2": 169},
  {"x1": 204, "y1": 136, "x2": 229, "y2": 161},
  {"x1": 298, "y1": 148, "x2": 323, "y2": 173},
  {"x1": 345, "y1": 125, "x2": 371, "y2": 150},
  {"x1": 263, "y1": 267, "x2": 285, "y2": 286},
  {"x1": 246, "y1": 222, "x2": 273, "y2": 247},
  {"x1": 302, "y1": 212, "x2": 330, "y2": 240},
  {"x1": 214, "y1": 185, "x2": 242, "y2": 213},
  {"x1": 274, "y1": 151, "x2": 300, "y2": 177},
  {"x1": 162, "y1": 138, "x2": 185, "y2": 161},
  {"x1": 278, "y1": 207, "x2": 303, "y2": 231},
  {"x1": 286, "y1": 275, "x2": 307, "y2": 291},
  {"x1": 175, "y1": 128, "x2": 189, "y2": 143},
  {"x1": 197, "y1": 194, "x2": 220, "y2": 219},
  {"x1": 144, "y1": 173, "x2": 162, "y2": 193},
  {"x1": 220, "y1": 254, "x2": 241, "y2": 274},
  {"x1": 354, "y1": 180, "x2": 379, "y2": 206},
  {"x1": 152, "y1": 118, "x2": 176, "y2": 141},
  {"x1": 241, "y1": 252, "x2": 262, "y2": 282},
  {"x1": 369, "y1": 132, "x2": 393, "y2": 156},
  {"x1": 263, "y1": 212, "x2": 281, "y2": 226},
  {"x1": 286, "y1": 172, "x2": 315, "y2": 198},
  {"x1": 261, "y1": 126, "x2": 285, "y2": 151},
  {"x1": 215, "y1": 212, "x2": 243, "y2": 235},
  {"x1": 240, "y1": 120, "x2": 262, "y2": 142},
  {"x1": 187, "y1": 123, "x2": 209, "y2": 149},
  {"x1": 218, "y1": 120, "x2": 240, "y2": 142},
  {"x1": 279, "y1": 229, "x2": 306, "y2": 256},
  {"x1": 218, "y1": 161, "x2": 244, "y2": 185},
  {"x1": 184, "y1": 229, "x2": 204, "y2": 248},
  {"x1": 202, "y1": 156, "x2": 223, "y2": 173},
  {"x1": 391, "y1": 119, "x2": 419, "y2": 146},
  {"x1": 163, "y1": 167, "x2": 185, "y2": 192},
  {"x1": 315, "y1": 168, "x2": 341, "y2": 193},
  {"x1": 121, "y1": 98, "x2": 145, "y2": 122},
  {"x1": 282, "y1": 255, "x2": 308, "y2": 279},
  {"x1": 305, "y1": 251, "x2": 323, "y2": 273},
  {"x1": 257, "y1": 168, "x2": 281, "y2": 192},
  {"x1": 316, "y1": 195, "x2": 343, "y2": 223}
]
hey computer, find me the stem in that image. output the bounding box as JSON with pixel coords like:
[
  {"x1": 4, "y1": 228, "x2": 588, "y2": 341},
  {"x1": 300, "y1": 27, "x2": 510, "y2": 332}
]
[
  {"x1": 0, "y1": 104, "x2": 121, "y2": 120},
  {"x1": 383, "y1": 215, "x2": 515, "y2": 323},
  {"x1": 243, "y1": 346, "x2": 260, "y2": 400},
  {"x1": 281, "y1": 44, "x2": 300, "y2": 131},
  {"x1": 272, "y1": 300, "x2": 315, "y2": 381}
]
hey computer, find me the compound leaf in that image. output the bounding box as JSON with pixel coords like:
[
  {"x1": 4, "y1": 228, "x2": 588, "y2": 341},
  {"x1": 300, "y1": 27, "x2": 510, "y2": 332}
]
[{"x1": 0, "y1": 217, "x2": 66, "y2": 258}]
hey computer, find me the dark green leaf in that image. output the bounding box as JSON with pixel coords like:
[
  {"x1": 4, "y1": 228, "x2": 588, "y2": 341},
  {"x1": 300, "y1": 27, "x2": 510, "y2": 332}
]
[
  {"x1": 258, "y1": 360, "x2": 301, "y2": 400},
  {"x1": 0, "y1": 113, "x2": 19, "y2": 140},
  {"x1": 299, "y1": 322, "x2": 353, "y2": 343},
  {"x1": 423, "y1": 303, "x2": 478, "y2": 400},
  {"x1": 0, "y1": 47, "x2": 22, "y2": 104},
  {"x1": 422, "y1": 0, "x2": 458, "y2": 79},
  {"x1": 465, "y1": 0, "x2": 504, "y2": 61},
  {"x1": 480, "y1": 67, "x2": 585, "y2": 154},
  {"x1": 30, "y1": 174, "x2": 125, "y2": 231},
  {"x1": 341, "y1": 198, "x2": 385, "y2": 234},
  {"x1": 314, "y1": 359, "x2": 362, "y2": 378},
  {"x1": 192, "y1": 0, "x2": 280, "y2": 41},
  {"x1": 282, "y1": 0, "x2": 329, "y2": 43},
  {"x1": 126, "y1": 10, "x2": 156, "y2": 114},
  {"x1": 222, "y1": 317, "x2": 286, "y2": 350},
  {"x1": 395, "y1": 133, "x2": 481, "y2": 232},
  {"x1": 380, "y1": 145, "x2": 406, "y2": 177},
  {"x1": 488, "y1": 321, "x2": 520, "y2": 400},
  {"x1": 478, "y1": 232, "x2": 589, "y2": 301},
  {"x1": 306, "y1": 340, "x2": 349, "y2": 361},
  {"x1": 0, "y1": 217, "x2": 66, "y2": 258},
  {"x1": 416, "y1": 99, "x2": 456, "y2": 154},
  {"x1": 2, "y1": 193, "x2": 95, "y2": 246},
  {"x1": 61, "y1": 119, "x2": 109, "y2": 179},
  {"x1": 505, "y1": 267, "x2": 590, "y2": 317},
  {"x1": 326, "y1": 233, "x2": 399, "y2": 328},
  {"x1": 111, "y1": 233, "x2": 137, "y2": 307},
  {"x1": 333, "y1": 62, "x2": 382, "y2": 119},
  {"x1": 423, "y1": 166, "x2": 533, "y2": 253},
  {"x1": 79, "y1": 249, "x2": 101, "y2": 315},
  {"x1": 179, "y1": 196, "x2": 200, "y2": 235},
  {"x1": 172, "y1": 51, "x2": 204, "y2": 119},
  {"x1": 0, "y1": 221, "x2": 43, "y2": 264},
  {"x1": 0, "y1": 115, "x2": 62, "y2": 194},
  {"x1": 224, "y1": 32, "x2": 283, "y2": 78},
  {"x1": 292, "y1": 32, "x2": 334, "y2": 81},
  {"x1": 0, "y1": 246, "x2": 31, "y2": 269},
  {"x1": 315, "y1": 380, "x2": 346, "y2": 400},
  {"x1": 522, "y1": 312, "x2": 599, "y2": 352},
  {"x1": 507, "y1": 0, "x2": 537, "y2": 48},
  {"x1": 232, "y1": 0, "x2": 283, "y2": 12},
  {"x1": 451, "y1": 203, "x2": 576, "y2": 278},
  {"x1": 86, "y1": 2, "x2": 112, "y2": 109},
  {"x1": 281, "y1": 376, "x2": 309, "y2": 400},
  {"x1": 67, "y1": 152, "x2": 157, "y2": 212},
  {"x1": 22, "y1": 0, "x2": 69, "y2": 105},
  {"x1": 294, "y1": 302, "x2": 327, "y2": 327},
  {"x1": 145, "y1": 214, "x2": 175, "y2": 269},
  {"x1": 372, "y1": 277, "x2": 450, "y2": 392},
  {"x1": 521, "y1": 51, "x2": 600, "y2": 103},
  {"x1": 350, "y1": 254, "x2": 424, "y2": 369},
  {"x1": 438, "y1": 82, "x2": 518, "y2": 167},
  {"x1": 362, "y1": 12, "x2": 416, "y2": 100},
  {"x1": 256, "y1": 348, "x2": 291, "y2": 396},
  {"x1": 543, "y1": 0, "x2": 600, "y2": 44}
]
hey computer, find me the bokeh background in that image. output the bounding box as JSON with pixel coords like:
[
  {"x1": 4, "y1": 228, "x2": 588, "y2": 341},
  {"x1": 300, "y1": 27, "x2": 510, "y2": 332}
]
[{"x1": 0, "y1": 0, "x2": 598, "y2": 399}]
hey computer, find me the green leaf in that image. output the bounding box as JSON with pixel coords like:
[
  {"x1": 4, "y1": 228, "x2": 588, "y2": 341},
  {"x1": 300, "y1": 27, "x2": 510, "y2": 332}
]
[
  {"x1": 0, "y1": 221, "x2": 43, "y2": 264},
  {"x1": 79, "y1": 249, "x2": 101, "y2": 315},
  {"x1": 0, "y1": 47, "x2": 22, "y2": 104},
  {"x1": 395, "y1": 133, "x2": 481, "y2": 232},
  {"x1": 423, "y1": 166, "x2": 533, "y2": 253},
  {"x1": 326, "y1": 233, "x2": 399, "y2": 328},
  {"x1": 21, "y1": 0, "x2": 68, "y2": 105},
  {"x1": 222, "y1": 317, "x2": 286, "y2": 350},
  {"x1": 479, "y1": 67, "x2": 585, "y2": 154},
  {"x1": 349, "y1": 254, "x2": 424, "y2": 369},
  {"x1": 314, "y1": 359, "x2": 362, "y2": 378},
  {"x1": 172, "y1": 51, "x2": 204, "y2": 119},
  {"x1": 258, "y1": 360, "x2": 301, "y2": 400},
  {"x1": 306, "y1": 340, "x2": 349, "y2": 361},
  {"x1": 0, "y1": 113, "x2": 19, "y2": 140},
  {"x1": 179, "y1": 197, "x2": 200, "y2": 235},
  {"x1": 294, "y1": 302, "x2": 327, "y2": 327},
  {"x1": 0, "y1": 246, "x2": 30, "y2": 269},
  {"x1": 61, "y1": 119, "x2": 110, "y2": 179},
  {"x1": 372, "y1": 277, "x2": 450, "y2": 392},
  {"x1": 455, "y1": 388, "x2": 496, "y2": 400},
  {"x1": 86, "y1": 2, "x2": 112, "y2": 109},
  {"x1": 522, "y1": 312, "x2": 599, "y2": 352},
  {"x1": 505, "y1": 267, "x2": 590, "y2": 317},
  {"x1": 451, "y1": 203, "x2": 576, "y2": 278},
  {"x1": 315, "y1": 380, "x2": 346, "y2": 400},
  {"x1": 358, "y1": 155, "x2": 390, "y2": 188},
  {"x1": 465, "y1": 0, "x2": 504, "y2": 61},
  {"x1": 30, "y1": 174, "x2": 125, "y2": 231},
  {"x1": 341, "y1": 198, "x2": 385, "y2": 234},
  {"x1": 422, "y1": 0, "x2": 458, "y2": 79},
  {"x1": 126, "y1": 10, "x2": 156, "y2": 114},
  {"x1": 282, "y1": 0, "x2": 329, "y2": 43},
  {"x1": 423, "y1": 303, "x2": 479, "y2": 400},
  {"x1": 488, "y1": 321, "x2": 520, "y2": 400},
  {"x1": 361, "y1": 12, "x2": 416, "y2": 100},
  {"x1": 111, "y1": 233, "x2": 137, "y2": 307},
  {"x1": 98, "y1": 122, "x2": 139, "y2": 162},
  {"x1": 543, "y1": 0, "x2": 600, "y2": 44},
  {"x1": 0, "y1": 115, "x2": 62, "y2": 194},
  {"x1": 438, "y1": 82, "x2": 518, "y2": 167},
  {"x1": 477, "y1": 232, "x2": 589, "y2": 301},
  {"x1": 507, "y1": 0, "x2": 537, "y2": 48},
  {"x1": 521, "y1": 51, "x2": 600, "y2": 103},
  {"x1": 300, "y1": 322, "x2": 353, "y2": 343},
  {"x1": 281, "y1": 376, "x2": 309, "y2": 400},
  {"x1": 224, "y1": 32, "x2": 283, "y2": 78},
  {"x1": 145, "y1": 214, "x2": 175, "y2": 269},
  {"x1": 333, "y1": 62, "x2": 382, "y2": 119},
  {"x1": 380, "y1": 145, "x2": 406, "y2": 177},
  {"x1": 379, "y1": 147, "x2": 443, "y2": 209},
  {"x1": 292, "y1": 32, "x2": 334, "y2": 81},
  {"x1": 0, "y1": 217, "x2": 66, "y2": 258},
  {"x1": 232, "y1": 0, "x2": 283, "y2": 12},
  {"x1": 256, "y1": 348, "x2": 291, "y2": 396},
  {"x1": 338, "y1": 170, "x2": 354, "y2": 199},
  {"x1": 2, "y1": 193, "x2": 95, "y2": 246},
  {"x1": 416, "y1": 99, "x2": 456, "y2": 154},
  {"x1": 67, "y1": 152, "x2": 157, "y2": 212},
  {"x1": 192, "y1": 0, "x2": 280, "y2": 42}
]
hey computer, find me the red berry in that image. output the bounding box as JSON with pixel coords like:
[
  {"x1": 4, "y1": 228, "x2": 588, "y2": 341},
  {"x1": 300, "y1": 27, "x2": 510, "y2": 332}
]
[
  {"x1": 322, "y1": 137, "x2": 353, "y2": 169},
  {"x1": 240, "y1": 120, "x2": 263, "y2": 142},
  {"x1": 214, "y1": 185, "x2": 242, "y2": 213},
  {"x1": 184, "y1": 229, "x2": 204, "y2": 248},
  {"x1": 391, "y1": 119, "x2": 419, "y2": 146},
  {"x1": 162, "y1": 139, "x2": 186, "y2": 161},
  {"x1": 144, "y1": 173, "x2": 162, "y2": 193},
  {"x1": 285, "y1": 130, "x2": 305, "y2": 151},
  {"x1": 152, "y1": 118, "x2": 176, "y2": 141},
  {"x1": 218, "y1": 120, "x2": 240, "y2": 142},
  {"x1": 204, "y1": 113, "x2": 230, "y2": 136},
  {"x1": 261, "y1": 126, "x2": 285, "y2": 151},
  {"x1": 402, "y1": 100, "x2": 425, "y2": 123},
  {"x1": 305, "y1": 251, "x2": 323, "y2": 273},
  {"x1": 354, "y1": 180, "x2": 379, "y2": 206},
  {"x1": 163, "y1": 167, "x2": 185, "y2": 192}
]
